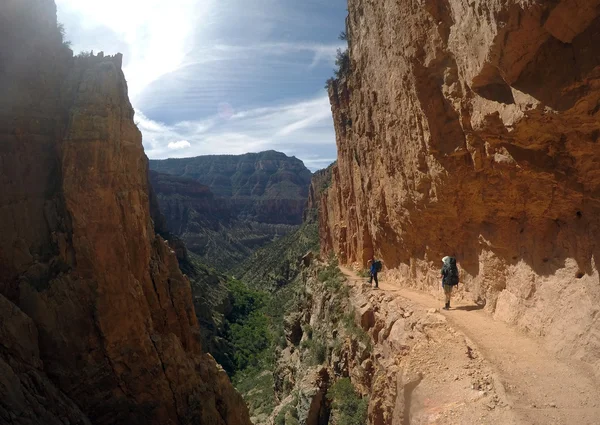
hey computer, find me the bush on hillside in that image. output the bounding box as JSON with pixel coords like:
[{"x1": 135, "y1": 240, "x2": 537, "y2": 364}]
[
  {"x1": 76, "y1": 51, "x2": 94, "y2": 58},
  {"x1": 327, "y1": 378, "x2": 368, "y2": 425},
  {"x1": 274, "y1": 403, "x2": 299, "y2": 425},
  {"x1": 57, "y1": 22, "x2": 71, "y2": 48},
  {"x1": 225, "y1": 279, "x2": 272, "y2": 373},
  {"x1": 325, "y1": 49, "x2": 351, "y2": 90}
]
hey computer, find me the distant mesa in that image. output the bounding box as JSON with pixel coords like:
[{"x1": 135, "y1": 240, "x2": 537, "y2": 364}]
[{"x1": 150, "y1": 150, "x2": 312, "y2": 225}]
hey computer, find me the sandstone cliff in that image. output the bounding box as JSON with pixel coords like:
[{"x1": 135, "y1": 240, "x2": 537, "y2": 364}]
[
  {"x1": 322, "y1": 0, "x2": 600, "y2": 374},
  {"x1": 0, "y1": 1, "x2": 250, "y2": 423},
  {"x1": 304, "y1": 164, "x2": 334, "y2": 223}
]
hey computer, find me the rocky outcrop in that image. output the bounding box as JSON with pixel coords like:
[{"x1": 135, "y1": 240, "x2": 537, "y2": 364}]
[
  {"x1": 149, "y1": 170, "x2": 230, "y2": 240},
  {"x1": 269, "y1": 262, "x2": 513, "y2": 425},
  {"x1": 322, "y1": 0, "x2": 600, "y2": 373},
  {"x1": 150, "y1": 151, "x2": 312, "y2": 225},
  {"x1": 304, "y1": 163, "x2": 334, "y2": 223},
  {"x1": 0, "y1": 1, "x2": 251, "y2": 423}
]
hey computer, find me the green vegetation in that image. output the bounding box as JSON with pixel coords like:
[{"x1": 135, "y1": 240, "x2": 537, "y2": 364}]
[
  {"x1": 342, "y1": 311, "x2": 372, "y2": 351},
  {"x1": 325, "y1": 48, "x2": 350, "y2": 89},
  {"x1": 318, "y1": 258, "x2": 350, "y2": 300},
  {"x1": 357, "y1": 268, "x2": 371, "y2": 278},
  {"x1": 274, "y1": 398, "x2": 300, "y2": 425},
  {"x1": 57, "y1": 22, "x2": 71, "y2": 48},
  {"x1": 236, "y1": 221, "x2": 320, "y2": 291},
  {"x1": 335, "y1": 49, "x2": 351, "y2": 78},
  {"x1": 227, "y1": 279, "x2": 271, "y2": 372},
  {"x1": 300, "y1": 336, "x2": 328, "y2": 365},
  {"x1": 326, "y1": 28, "x2": 351, "y2": 89},
  {"x1": 76, "y1": 51, "x2": 94, "y2": 58},
  {"x1": 234, "y1": 369, "x2": 276, "y2": 418},
  {"x1": 327, "y1": 378, "x2": 369, "y2": 425}
]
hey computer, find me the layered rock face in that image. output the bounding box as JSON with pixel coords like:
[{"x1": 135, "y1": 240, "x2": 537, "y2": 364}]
[
  {"x1": 150, "y1": 151, "x2": 312, "y2": 225},
  {"x1": 149, "y1": 169, "x2": 297, "y2": 271},
  {"x1": 237, "y1": 164, "x2": 334, "y2": 290},
  {"x1": 149, "y1": 152, "x2": 312, "y2": 270},
  {"x1": 304, "y1": 164, "x2": 334, "y2": 223},
  {"x1": 149, "y1": 170, "x2": 231, "y2": 236},
  {"x1": 0, "y1": 1, "x2": 250, "y2": 424},
  {"x1": 322, "y1": 0, "x2": 600, "y2": 371}
]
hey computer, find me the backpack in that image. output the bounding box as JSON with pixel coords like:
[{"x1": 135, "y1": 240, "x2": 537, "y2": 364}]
[
  {"x1": 374, "y1": 260, "x2": 382, "y2": 272},
  {"x1": 446, "y1": 257, "x2": 459, "y2": 286}
]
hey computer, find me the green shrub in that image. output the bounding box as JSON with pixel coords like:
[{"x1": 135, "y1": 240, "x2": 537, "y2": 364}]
[
  {"x1": 314, "y1": 341, "x2": 327, "y2": 364},
  {"x1": 76, "y1": 51, "x2": 94, "y2": 58},
  {"x1": 225, "y1": 279, "x2": 272, "y2": 374},
  {"x1": 57, "y1": 22, "x2": 71, "y2": 48},
  {"x1": 228, "y1": 279, "x2": 267, "y2": 322},
  {"x1": 302, "y1": 324, "x2": 313, "y2": 340},
  {"x1": 327, "y1": 378, "x2": 368, "y2": 425},
  {"x1": 229, "y1": 311, "x2": 270, "y2": 371},
  {"x1": 234, "y1": 369, "x2": 275, "y2": 417},
  {"x1": 300, "y1": 338, "x2": 328, "y2": 365},
  {"x1": 275, "y1": 404, "x2": 299, "y2": 425},
  {"x1": 318, "y1": 261, "x2": 342, "y2": 284},
  {"x1": 342, "y1": 313, "x2": 372, "y2": 352},
  {"x1": 334, "y1": 49, "x2": 350, "y2": 79},
  {"x1": 275, "y1": 412, "x2": 285, "y2": 425},
  {"x1": 357, "y1": 269, "x2": 371, "y2": 278}
]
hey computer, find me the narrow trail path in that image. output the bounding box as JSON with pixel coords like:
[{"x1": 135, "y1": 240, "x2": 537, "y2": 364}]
[{"x1": 340, "y1": 266, "x2": 600, "y2": 425}]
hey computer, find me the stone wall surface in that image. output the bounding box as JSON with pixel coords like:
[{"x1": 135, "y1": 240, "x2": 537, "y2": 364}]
[
  {"x1": 0, "y1": 1, "x2": 251, "y2": 424},
  {"x1": 321, "y1": 0, "x2": 600, "y2": 373}
]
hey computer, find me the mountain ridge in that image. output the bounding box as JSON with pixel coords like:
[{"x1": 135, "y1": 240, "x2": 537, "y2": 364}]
[{"x1": 149, "y1": 150, "x2": 313, "y2": 271}]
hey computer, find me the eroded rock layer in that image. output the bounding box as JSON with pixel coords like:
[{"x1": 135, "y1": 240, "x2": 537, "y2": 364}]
[
  {"x1": 322, "y1": 0, "x2": 600, "y2": 372},
  {"x1": 0, "y1": 1, "x2": 250, "y2": 424},
  {"x1": 150, "y1": 151, "x2": 312, "y2": 225},
  {"x1": 149, "y1": 169, "x2": 297, "y2": 271}
]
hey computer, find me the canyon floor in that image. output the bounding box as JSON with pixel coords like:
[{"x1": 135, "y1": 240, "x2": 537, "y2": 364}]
[{"x1": 339, "y1": 267, "x2": 600, "y2": 425}]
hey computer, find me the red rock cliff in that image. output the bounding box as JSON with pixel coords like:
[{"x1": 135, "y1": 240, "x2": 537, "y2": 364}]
[
  {"x1": 322, "y1": 0, "x2": 600, "y2": 372},
  {"x1": 0, "y1": 1, "x2": 251, "y2": 424}
]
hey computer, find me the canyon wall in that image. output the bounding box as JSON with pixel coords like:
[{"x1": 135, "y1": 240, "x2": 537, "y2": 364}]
[
  {"x1": 0, "y1": 1, "x2": 250, "y2": 424},
  {"x1": 149, "y1": 152, "x2": 311, "y2": 271},
  {"x1": 150, "y1": 151, "x2": 312, "y2": 225},
  {"x1": 149, "y1": 169, "x2": 297, "y2": 271},
  {"x1": 322, "y1": 0, "x2": 600, "y2": 372}
]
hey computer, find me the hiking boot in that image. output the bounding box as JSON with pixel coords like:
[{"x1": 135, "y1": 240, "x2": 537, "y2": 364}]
[{"x1": 443, "y1": 302, "x2": 450, "y2": 310}]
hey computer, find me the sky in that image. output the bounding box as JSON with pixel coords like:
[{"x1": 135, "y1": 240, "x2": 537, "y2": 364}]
[{"x1": 55, "y1": 0, "x2": 348, "y2": 171}]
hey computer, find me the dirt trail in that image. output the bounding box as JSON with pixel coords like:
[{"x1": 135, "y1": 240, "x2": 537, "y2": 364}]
[{"x1": 340, "y1": 266, "x2": 600, "y2": 425}]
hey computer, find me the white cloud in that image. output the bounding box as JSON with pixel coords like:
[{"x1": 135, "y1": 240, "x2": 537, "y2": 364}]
[
  {"x1": 167, "y1": 140, "x2": 192, "y2": 150},
  {"x1": 55, "y1": 0, "x2": 343, "y2": 172},
  {"x1": 137, "y1": 94, "x2": 336, "y2": 171}
]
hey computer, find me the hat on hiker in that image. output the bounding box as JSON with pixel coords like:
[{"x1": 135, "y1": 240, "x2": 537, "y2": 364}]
[{"x1": 442, "y1": 256, "x2": 450, "y2": 265}]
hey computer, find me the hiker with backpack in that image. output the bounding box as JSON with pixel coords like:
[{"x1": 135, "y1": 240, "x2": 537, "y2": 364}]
[
  {"x1": 369, "y1": 258, "x2": 382, "y2": 288},
  {"x1": 441, "y1": 256, "x2": 459, "y2": 310}
]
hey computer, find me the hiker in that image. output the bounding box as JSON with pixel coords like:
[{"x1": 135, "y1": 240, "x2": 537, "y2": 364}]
[
  {"x1": 369, "y1": 258, "x2": 381, "y2": 288},
  {"x1": 441, "y1": 256, "x2": 459, "y2": 310}
]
